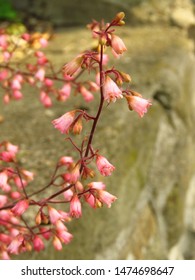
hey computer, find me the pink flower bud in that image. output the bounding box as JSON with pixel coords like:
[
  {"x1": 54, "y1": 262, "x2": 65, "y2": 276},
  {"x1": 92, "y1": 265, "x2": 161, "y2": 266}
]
[
  {"x1": 12, "y1": 90, "x2": 23, "y2": 100},
  {"x1": 21, "y1": 33, "x2": 31, "y2": 41},
  {"x1": 11, "y1": 199, "x2": 29, "y2": 216},
  {"x1": 35, "y1": 68, "x2": 45, "y2": 82},
  {"x1": 96, "y1": 155, "x2": 115, "y2": 176},
  {"x1": 58, "y1": 83, "x2": 71, "y2": 101},
  {"x1": 0, "y1": 195, "x2": 7, "y2": 207},
  {"x1": 0, "y1": 70, "x2": 8, "y2": 81},
  {"x1": 80, "y1": 86, "x2": 94, "y2": 102},
  {"x1": 40, "y1": 91, "x2": 52, "y2": 107},
  {"x1": 44, "y1": 78, "x2": 53, "y2": 87},
  {"x1": 39, "y1": 37, "x2": 48, "y2": 48},
  {"x1": 59, "y1": 156, "x2": 73, "y2": 166},
  {"x1": 70, "y1": 195, "x2": 82, "y2": 218},
  {"x1": 33, "y1": 235, "x2": 45, "y2": 252}
]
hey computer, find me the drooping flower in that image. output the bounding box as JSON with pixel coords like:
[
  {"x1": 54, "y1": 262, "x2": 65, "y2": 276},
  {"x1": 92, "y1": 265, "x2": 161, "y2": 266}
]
[
  {"x1": 11, "y1": 200, "x2": 29, "y2": 216},
  {"x1": 79, "y1": 86, "x2": 94, "y2": 102},
  {"x1": 125, "y1": 95, "x2": 152, "y2": 117},
  {"x1": 97, "y1": 190, "x2": 117, "y2": 208},
  {"x1": 96, "y1": 155, "x2": 115, "y2": 176},
  {"x1": 56, "y1": 229, "x2": 73, "y2": 245},
  {"x1": 35, "y1": 68, "x2": 45, "y2": 82},
  {"x1": 103, "y1": 75, "x2": 123, "y2": 103},
  {"x1": 52, "y1": 110, "x2": 76, "y2": 134},
  {"x1": 7, "y1": 234, "x2": 24, "y2": 255},
  {"x1": 33, "y1": 235, "x2": 45, "y2": 252},
  {"x1": 110, "y1": 34, "x2": 127, "y2": 56},
  {"x1": 48, "y1": 206, "x2": 62, "y2": 224},
  {"x1": 59, "y1": 156, "x2": 74, "y2": 166},
  {"x1": 58, "y1": 83, "x2": 71, "y2": 101},
  {"x1": 88, "y1": 181, "x2": 106, "y2": 190},
  {"x1": 0, "y1": 170, "x2": 8, "y2": 189},
  {"x1": 63, "y1": 54, "x2": 84, "y2": 76},
  {"x1": 69, "y1": 195, "x2": 82, "y2": 218},
  {"x1": 40, "y1": 91, "x2": 52, "y2": 108},
  {"x1": 0, "y1": 195, "x2": 7, "y2": 207}
]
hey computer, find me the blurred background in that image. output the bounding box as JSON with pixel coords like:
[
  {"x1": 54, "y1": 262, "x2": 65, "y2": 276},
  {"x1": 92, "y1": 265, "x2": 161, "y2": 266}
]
[{"x1": 1, "y1": 0, "x2": 195, "y2": 260}]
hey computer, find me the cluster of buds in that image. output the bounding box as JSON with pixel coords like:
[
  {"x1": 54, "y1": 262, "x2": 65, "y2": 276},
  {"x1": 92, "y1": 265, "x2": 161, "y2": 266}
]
[{"x1": 0, "y1": 12, "x2": 152, "y2": 259}]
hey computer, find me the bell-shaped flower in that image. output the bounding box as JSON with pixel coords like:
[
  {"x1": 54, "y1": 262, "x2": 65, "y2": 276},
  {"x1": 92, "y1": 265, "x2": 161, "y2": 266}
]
[
  {"x1": 96, "y1": 154, "x2": 115, "y2": 176},
  {"x1": 103, "y1": 76, "x2": 123, "y2": 103},
  {"x1": 125, "y1": 95, "x2": 152, "y2": 117},
  {"x1": 52, "y1": 110, "x2": 76, "y2": 134}
]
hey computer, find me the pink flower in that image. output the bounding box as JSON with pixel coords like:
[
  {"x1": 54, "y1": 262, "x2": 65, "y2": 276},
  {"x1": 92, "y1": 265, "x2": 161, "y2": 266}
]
[
  {"x1": 21, "y1": 169, "x2": 34, "y2": 182},
  {"x1": 84, "y1": 193, "x2": 96, "y2": 208},
  {"x1": 65, "y1": 164, "x2": 80, "y2": 183},
  {"x1": 125, "y1": 95, "x2": 152, "y2": 117},
  {"x1": 0, "y1": 170, "x2": 8, "y2": 189},
  {"x1": 69, "y1": 195, "x2": 82, "y2": 218},
  {"x1": 33, "y1": 235, "x2": 45, "y2": 252},
  {"x1": 59, "y1": 156, "x2": 73, "y2": 166},
  {"x1": 58, "y1": 83, "x2": 71, "y2": 101},
  {"x1": 7, "y1": 234, "x2": 24, "y2": 254},
  {"x1": 96, "y1": 155, "x2": 115, "y2": 176},
  {"x1": 1, "y1": 251, "x2": 10, "y2": 260},
  {"x1": 39, "y1": 37, "x2": 48, "y2": 48},
  {"x1": 40, "y1": 91, "x2": 52, "y2": 107},
  {"x1": 63, "y1": 189, "x2": 73, "y2": 201},
  {"x1": 48, "y1": 206, "x2": 62, "y2": 224},
  {"x1": 56, "y1": 229, "x2": 73, "y2": 244},
  {"x1": 52, "y1": 111, "x2": 75, "y2": 134},
  {"x1": 111, "y1": 34, "x2": 127, "y2": 55},
  {"x1": 88, "y1": 181, "x2": 106, "y2": 190},
  {"x1": 0, "y1": 195, "x2": 7, "y2": 207},
  {"x1": 39, "y1": 228, "x2": 52, "y2": 240},
  {"x1": 11, "y1": 200, "x2": 29, "y2": 216},
  {"x1": 21, "y1": 33, "x2": 31, "y2": 41},
  {"x1": 97, "y1": 190, "x2": 117, "y2": 208},
  {"x1": 11, "y1": 78, "x2": 21, "y2": 90},
  {"x1": 103, "y1": 76, "x2": 123, "y2": 103},
  {"x1": 3, "y1": 51, "x2": 11, "y2": 62},
  {"x1": 6, "y1": 142, "x2": 19, "y2": 155},
  {"x1": 0, "y1": 34, "x2": 8, "y2": 49},
  {"x1": 0, "y1": 70, "x2": 8, "y2": 81},
  {"x1": 44, "y1": 78, "x2": 53, "y2": 87},
  {"x1": 12, "y1": 90, "x2": 23, "y2": 100},
  {"x1": 35, "y1": 68, "x2": 45, "y2": 82},
  {"x1": 63, "y1": 54, "x2": 84, "y2": 76},
  {"x1": 80, "y1": 86, "x2": 94, "y2": 102}
]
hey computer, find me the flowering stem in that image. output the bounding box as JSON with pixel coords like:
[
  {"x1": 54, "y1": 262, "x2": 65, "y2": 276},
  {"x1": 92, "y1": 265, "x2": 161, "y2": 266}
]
[{"x1": 80, "y1": 44, "x2": 105, "y2": 172}]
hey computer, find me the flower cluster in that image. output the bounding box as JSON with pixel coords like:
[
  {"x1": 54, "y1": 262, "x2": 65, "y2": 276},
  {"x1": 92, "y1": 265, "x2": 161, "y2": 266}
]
[{"x1": 0, "y1": 12, "x2": 152, "y2": 259}]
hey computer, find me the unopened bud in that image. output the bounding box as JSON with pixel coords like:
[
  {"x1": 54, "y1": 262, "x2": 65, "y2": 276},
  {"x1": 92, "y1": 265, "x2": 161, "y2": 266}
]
[{"x1": 73, "y1": 118, "x2": 83, "y2": 135}]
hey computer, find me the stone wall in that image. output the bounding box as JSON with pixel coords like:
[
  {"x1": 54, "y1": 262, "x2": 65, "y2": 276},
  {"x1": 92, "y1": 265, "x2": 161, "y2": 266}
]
[
  {"x1": 1, "y1": 0, "x2": 195, "y2": 260},
  {"x1": 9, "y1": 0, "x2": 195, "y2": 28}
]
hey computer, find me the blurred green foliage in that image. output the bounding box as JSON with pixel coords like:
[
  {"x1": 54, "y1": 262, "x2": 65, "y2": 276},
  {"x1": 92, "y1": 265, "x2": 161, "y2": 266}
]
[{"x1": 0, "y1": 0, "x2": 18, "y2": 21}]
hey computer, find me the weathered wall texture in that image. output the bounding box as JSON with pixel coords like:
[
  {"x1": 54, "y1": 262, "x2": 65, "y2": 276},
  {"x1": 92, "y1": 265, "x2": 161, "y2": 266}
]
[{"x1": 1, "y1": 0, "x2": 195, "y2": 259}]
